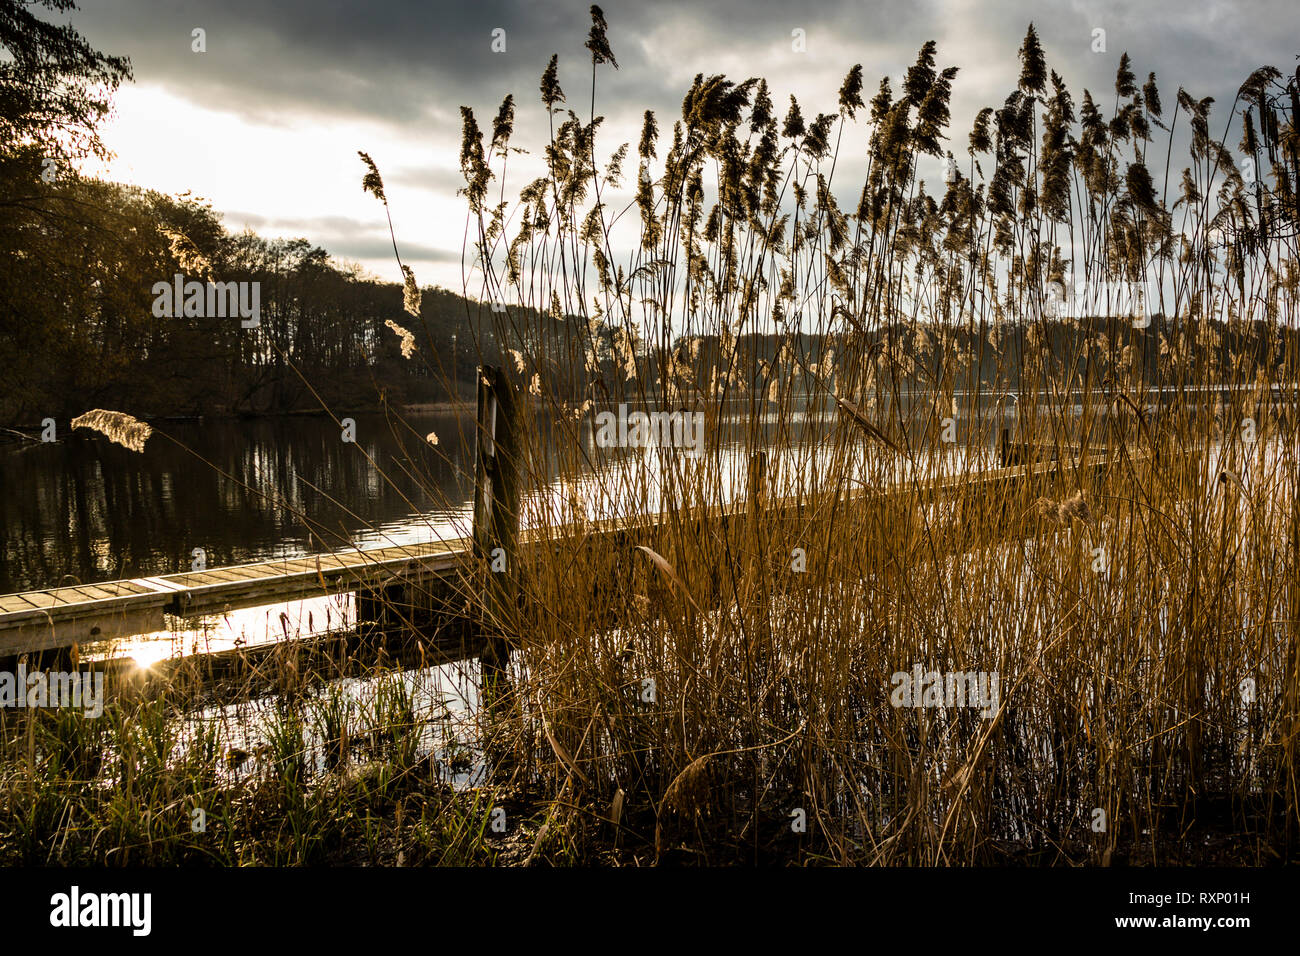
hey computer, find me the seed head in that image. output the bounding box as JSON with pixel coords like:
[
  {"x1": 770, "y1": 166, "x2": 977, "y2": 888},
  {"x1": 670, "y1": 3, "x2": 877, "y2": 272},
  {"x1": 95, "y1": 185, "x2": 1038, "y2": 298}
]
[{"x1": 71, "y1": 409, "x2": 152, "y2": 453}]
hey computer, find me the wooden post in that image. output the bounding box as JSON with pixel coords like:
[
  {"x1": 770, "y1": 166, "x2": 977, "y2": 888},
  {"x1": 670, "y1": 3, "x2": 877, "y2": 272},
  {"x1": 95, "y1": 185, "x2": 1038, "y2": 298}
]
[
  {"x1": 472, "y1": 365, "x2": 522, "y2": 677},
  {"x1": 999, "y1": 427, "x2": 1014, "y2": 467},
  {"x1": 745, "y1": 450, "x2": 767, "y2": 507}
]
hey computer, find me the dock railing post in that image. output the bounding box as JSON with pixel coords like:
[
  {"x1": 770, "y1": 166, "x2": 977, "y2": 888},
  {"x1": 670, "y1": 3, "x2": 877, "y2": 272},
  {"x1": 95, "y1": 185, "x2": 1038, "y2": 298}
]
[{"x1": 472, "y1": 365, "x2": 522, "y2": 681}]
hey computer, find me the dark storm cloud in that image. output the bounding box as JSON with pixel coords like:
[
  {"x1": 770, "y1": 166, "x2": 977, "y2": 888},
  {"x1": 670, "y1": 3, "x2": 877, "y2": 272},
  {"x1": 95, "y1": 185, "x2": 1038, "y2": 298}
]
[
  {"x1": 387, "y1": 165, "x2": 466, "y2": 194},
  {"x1": 50, "y1": 0, "x2": 1299, "y2": 290},
  {"x1": 322, "y1": 237, "x2": 460, "y2": 265},
  {"x1": 73, "y1": 0, "x2": 940, "y2": 125},
  {"x1": 945, "y1": 0, "x2": 1296, "y2": 108},
  {"x1": 64, "y1": 0, "x2": 1300, "y2": 248},
  {"x1": 72, "y1": 1, "x2": 1299, "y2": 144},
  {"x1": 222, "y1": 211, "x2": 459, "y2": 264}
]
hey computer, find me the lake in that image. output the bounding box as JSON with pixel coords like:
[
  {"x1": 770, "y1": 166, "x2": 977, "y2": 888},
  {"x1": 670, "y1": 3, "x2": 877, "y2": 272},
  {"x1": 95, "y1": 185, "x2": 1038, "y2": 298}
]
[
  {"x1": 0, "y1": 397, "x2": 1103, "y2": 661},
  {"x1": 0, "y1": 400, "x2": 1030, "y2": 594}
]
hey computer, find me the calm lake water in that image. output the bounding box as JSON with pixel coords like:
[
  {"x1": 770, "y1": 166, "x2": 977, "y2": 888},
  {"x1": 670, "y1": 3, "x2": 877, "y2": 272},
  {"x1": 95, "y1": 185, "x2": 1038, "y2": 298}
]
[
  {"x1": 0, "y1": 412, "x2": 478, "y2": 595},
  {"x1": 0, "y1": 402, "x2": 1024, "y2": 596},
  {"x1": 9, "y1": 394, "x2": 1186, "y2": 664}
]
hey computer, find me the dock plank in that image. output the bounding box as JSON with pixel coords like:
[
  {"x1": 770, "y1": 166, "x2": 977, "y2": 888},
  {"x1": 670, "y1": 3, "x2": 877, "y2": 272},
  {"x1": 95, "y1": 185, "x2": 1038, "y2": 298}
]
[
  {"x1": 181, "y1": 567, "x2": 265, "y2": 584},
  {"x1": 12, "y1": 590, "x2": 67, "y2": 609},
  {"x1": 59, "y1": 585, "x2": 121, "y2": 601},
  {"x1": 107, "y1": 580, "x2": 158, "y2": 596},
  {"x1": 271, "y1": 558, "x2": 335, "y2": 574},
  {"x1": 0, "y1": 594, "x2": 39, "y2": 612}
]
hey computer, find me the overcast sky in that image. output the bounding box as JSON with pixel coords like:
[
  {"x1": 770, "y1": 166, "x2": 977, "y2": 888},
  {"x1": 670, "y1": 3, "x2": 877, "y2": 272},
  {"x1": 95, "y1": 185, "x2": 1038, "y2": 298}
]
[{"x1": 66, "y1": 0, "x2": 1298, "y2": 292}]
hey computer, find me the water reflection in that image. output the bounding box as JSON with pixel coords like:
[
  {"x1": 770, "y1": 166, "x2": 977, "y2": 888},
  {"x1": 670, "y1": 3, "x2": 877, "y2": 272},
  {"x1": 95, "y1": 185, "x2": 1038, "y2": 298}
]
[
  {"x1": 0, "y1": 412, "x2": 476, "y2": 594},
  {"x1": 1, "y1": 403, "x2": 985, "y2": 594},
  {"x1": 1, "y1": 398, "x2": 1050, "y2": 660}
]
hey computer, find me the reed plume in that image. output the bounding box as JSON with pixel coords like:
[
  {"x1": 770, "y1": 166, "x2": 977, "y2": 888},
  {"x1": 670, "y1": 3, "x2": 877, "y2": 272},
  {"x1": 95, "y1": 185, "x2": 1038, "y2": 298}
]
[
  {"x1": 384, "y1": 318, "x2": 416, "y2": 358},
  {"x1": 70, "y1": 409, "x2": 151, "y2": 453}
]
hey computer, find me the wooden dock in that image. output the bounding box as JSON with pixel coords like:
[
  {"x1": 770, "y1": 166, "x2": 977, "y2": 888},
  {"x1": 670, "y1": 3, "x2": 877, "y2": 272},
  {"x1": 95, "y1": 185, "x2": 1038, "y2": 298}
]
[
  {"x1": 0, "y1": 539, "x2": 473, "y2": 655},
  {"x1": 2, "y1": 363, "x2": 1195, "y2": 660},
  {"x1": 0, "y1": 450, "x2": 1162, "y2": 658},
  {"x1": 0, "y1": 363, "x2": 529, "y2": 658}
]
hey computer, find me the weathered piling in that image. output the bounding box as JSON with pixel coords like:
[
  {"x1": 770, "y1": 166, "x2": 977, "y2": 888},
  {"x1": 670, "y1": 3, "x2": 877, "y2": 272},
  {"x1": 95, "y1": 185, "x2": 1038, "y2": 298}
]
[{"x1": 472, "y1": 365, "x2": 523, "y2": 678}]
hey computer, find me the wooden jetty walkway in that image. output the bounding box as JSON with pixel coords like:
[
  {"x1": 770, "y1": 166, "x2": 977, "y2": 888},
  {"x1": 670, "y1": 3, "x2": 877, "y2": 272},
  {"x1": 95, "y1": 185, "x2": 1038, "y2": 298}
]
[
  {"x1": 0, "y1": 367, "x2": 1188, "y2": 659},
  {"x1": 0, "y1": 538, "x2": 472, "y2": 655},
  {"x1": 0, "y1": 452, "x2": 1160, "y2": 657}
]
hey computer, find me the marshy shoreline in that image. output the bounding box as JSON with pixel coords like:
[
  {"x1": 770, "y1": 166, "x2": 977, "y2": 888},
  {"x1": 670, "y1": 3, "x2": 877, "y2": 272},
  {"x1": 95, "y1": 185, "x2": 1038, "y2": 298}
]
[{"x1": 5, "y1": 4, "x2": 1300, "y2": 872}]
